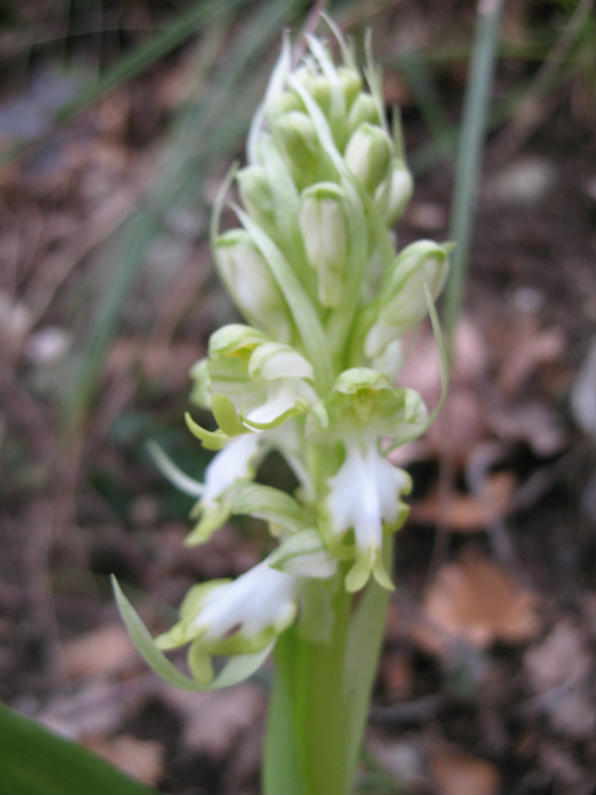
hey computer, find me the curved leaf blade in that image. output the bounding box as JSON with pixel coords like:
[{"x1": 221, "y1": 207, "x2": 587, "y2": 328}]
[{"x1": 0, "y1": 703, "x2": 156, "y2": 795}]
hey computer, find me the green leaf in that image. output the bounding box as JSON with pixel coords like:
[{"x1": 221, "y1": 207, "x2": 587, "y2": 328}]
[
  {"x1": 112, "y1": 576, "x2": 273, "y2": 690},
  {"x1": 0, "y1": 703, "x2": 156, "y2": 795}
]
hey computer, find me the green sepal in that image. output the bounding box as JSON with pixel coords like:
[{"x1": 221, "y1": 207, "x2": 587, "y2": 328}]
[
  {"x1": 344, "y1": 544, "x2": 394, "y2": 594},
  {"x1": 372, "y1": 554, "x2": 395, "y2": 591},
  {"x1": 209, "y1": 323, "x2": 269, "y2": 359},
  {"x1": 187, "y1": 640, "x2": 215, "y2": 685},
  {"x1": 200, "y1": 622, "x2": 284, "y2": 658},
  {"x1": 184, "y1": 411, "x2": 229, "y2": 450},
  {"x1": 211, "y1": 392, "x2": 248, "y2": 437},
  {"x1": 344, "y1": 551, "x2": 373, "y2": 594}
]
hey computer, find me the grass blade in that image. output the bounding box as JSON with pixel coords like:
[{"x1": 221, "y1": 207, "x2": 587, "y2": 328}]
[{"x1": 443, "y1": 0, "x2": 505, "y2": 342}]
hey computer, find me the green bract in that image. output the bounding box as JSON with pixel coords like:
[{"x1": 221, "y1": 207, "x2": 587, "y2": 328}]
[{"x1": 116, "y1": 20, "x2": 449, "y2": 691}]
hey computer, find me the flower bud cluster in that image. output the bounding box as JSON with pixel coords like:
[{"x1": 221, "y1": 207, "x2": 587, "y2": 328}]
[{"x1": 148, "y1": 24, "x2": 450, "y2": 685}]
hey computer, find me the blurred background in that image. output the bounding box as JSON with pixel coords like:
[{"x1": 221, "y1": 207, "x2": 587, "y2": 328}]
[{"x1": 0, "y1": 1, "x2": 594, "y2": 793}]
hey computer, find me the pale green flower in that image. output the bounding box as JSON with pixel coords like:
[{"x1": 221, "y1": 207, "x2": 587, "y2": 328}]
[
  {"x1": 155, "y1": 558, "x2": 299, "y2": 684},
  {"x1": 116, "y1": 21, "x2": 449, "y2": 692},
  {"x1": 309, "y1": 368, "x2": 428, "y2": 591}
]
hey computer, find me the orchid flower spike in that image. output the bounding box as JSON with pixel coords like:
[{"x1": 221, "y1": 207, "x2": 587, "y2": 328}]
[{"x1": 114, "y1": 18, "x2": 449, "y2": 689}]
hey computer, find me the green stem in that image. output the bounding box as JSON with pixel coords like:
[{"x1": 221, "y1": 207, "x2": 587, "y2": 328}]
[
  {"x1": 263, "y1": 537, "x2": 394, "y2": 795},
  {"x1": 263, "y1": 629, "x2": 306, "y2": 795},
  {"x1": 295, "y1": 581, "x2": 353, "y2": 795}
]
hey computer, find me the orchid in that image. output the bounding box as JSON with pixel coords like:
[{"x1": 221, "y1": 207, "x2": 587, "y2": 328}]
[{"x1": 114, "y1": 18, "x2": 449, "y2": 795}]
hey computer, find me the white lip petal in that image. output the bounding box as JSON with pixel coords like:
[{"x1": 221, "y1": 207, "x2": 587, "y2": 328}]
[
  {"x1": 326, "y1": 440, "x2": 410, "y2": 555},
  {"x1": 194, "y1": 559, "x2": 298, "y2": 640},
  {"x1": 203, "y1": 434, "x2": 261, "y2": 504}
]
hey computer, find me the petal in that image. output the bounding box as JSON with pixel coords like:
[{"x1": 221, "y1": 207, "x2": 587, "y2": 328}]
[
  {"x1": 326, "y1": 441, "x2": 410, "y2": 588},
  {"x1": 245, "y1": 388, "x2": 298, "y2": 426},
  {"x1": 193, "y1": 559, "x2": 298, "y2": 641},
  {"x1": 203, "y1": 434, "x2": 261, "y2": 504},
  {"x1": 248, "y1": 342, "x2": 314, "y2": 381}
]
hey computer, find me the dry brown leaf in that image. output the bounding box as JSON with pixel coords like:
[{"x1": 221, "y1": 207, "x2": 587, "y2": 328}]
[
  {"x1": 489, "y1": 401, "x2": 568, "y2": 457},
  {"x1": 405, "y1": 201, "x2": 447, "y2": 232},
  {"x1": 39, "y1": 680, "x2": 127, "y2": 739},
  {"x1": 62, "y1": 622, "x2": 136, "y2": 679},
  {"x1": 86, "y1": 735, "x2": 164, "y2": 786},
  {"x1": 182, "y1": 683, "x2": 265, "y2": 758},
  {"x1": 427, "y1": 386, "x2": 488, "y2": 463},
  {"x1": 423, "y1": 549, "x2": 540, "y2": 648},
  {"x1": 498, "y1": 322, "x2": 564, "y2": 397},
  {"x1": 524, "y1": 619, "x2": 596, "y2": 740},
  {"x1": 431, "y1": 748, "x2": 501, "y2": 795},
  {"x1": 410, "y1": 471, "x2": 515, "y2": 531},
  {"x1": 366, "y1": 732, "x2": 426, "y2": 789}
]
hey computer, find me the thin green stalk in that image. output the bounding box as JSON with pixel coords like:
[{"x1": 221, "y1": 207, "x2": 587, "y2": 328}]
[
  {"x1": 443, "y1": 0, "x2": 505, "y2": 344},
  {"x1": 263, "y1": 537, "x2": 394, "y2": 795},
  {"x1": 295, "y1": 581, "x2": 353, "y2": 795},
  {"x1": 262, "y1": 629, "x2": 306, "y2": 795}
]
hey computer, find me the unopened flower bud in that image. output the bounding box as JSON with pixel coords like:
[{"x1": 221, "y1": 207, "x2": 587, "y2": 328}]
[
  {"x1": 374, "y1": 158, "x2": 413, "y2": 226},
  {"x1": 338, "y1": 67, "x2": 363, "y2": 109},
  {"x1": 214, "y1": 230, "x2": 292, "y2": 342},
  {"x1": 306, "y1": 73, "x2": 332, "y2": 115},
  {"x1": 272, "y1": 111, "x2": 320, "y2": 187},
  {"x1": 299, "y1": 183, "x2": 348, "y2": 307},
  {"x1": 237, "y1": 166, "x2": 275, "y2": 229},
  {"x1": 365, "y1": 240, "x2": 449, "y2": 357},
  {"x1": 266, "y1": 89, "x2": 303, "y2": 120},
  {"x1": 345, "y1": 122, "x2": 392, "y2": 193},
  {"x1": 346, "y1": 94, "x2": 380, "y2": 136}
]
